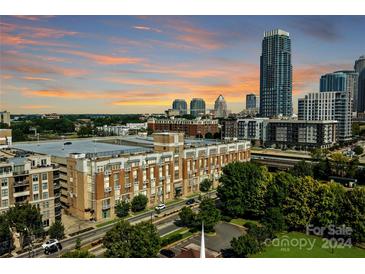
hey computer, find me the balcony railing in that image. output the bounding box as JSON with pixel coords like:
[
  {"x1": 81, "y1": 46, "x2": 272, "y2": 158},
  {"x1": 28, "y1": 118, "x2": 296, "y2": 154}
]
[
  {"x1": 14, "y1": 180, "x2": 29, "y2": 187},
  {"x1": 124, "y1": 183, "x2": 131, "y2": 188},
  {"x1": 104, "y1": 187, "x2": 112, "y2": 193}
]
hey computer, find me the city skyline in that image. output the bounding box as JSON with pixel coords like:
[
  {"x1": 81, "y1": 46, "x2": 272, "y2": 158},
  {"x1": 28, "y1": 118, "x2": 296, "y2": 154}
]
[{"x1": 1, "y1": 15, "x2": 365, "y2": 114}]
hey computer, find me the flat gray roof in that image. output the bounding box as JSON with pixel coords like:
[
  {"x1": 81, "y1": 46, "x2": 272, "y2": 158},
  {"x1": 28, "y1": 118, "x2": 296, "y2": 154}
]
[{"x1": 13, "y1": 139, "x2": 150, "y2": 158}]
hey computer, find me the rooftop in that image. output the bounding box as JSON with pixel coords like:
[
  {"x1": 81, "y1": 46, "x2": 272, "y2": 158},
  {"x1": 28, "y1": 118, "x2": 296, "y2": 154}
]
[
  {"x1": 12, "y1": 136, "x2": 223, "y2": 158},
  {"x1": 13, "y1": 139, "x2": 150, "y2": 158}
]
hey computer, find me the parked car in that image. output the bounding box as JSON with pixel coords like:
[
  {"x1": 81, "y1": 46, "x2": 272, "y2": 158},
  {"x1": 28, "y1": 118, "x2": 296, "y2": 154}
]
[
  {"x1": 42, "y1": 239, "x2": 62, "y2": 254},
  {"x1": 155, "y1": 203, "x2": 166, "y2": 211},
  {"x1": 185, "y1": 198, "x2": 195, "y2": 205},
  {"x1": 160, "y1": 249, "x2": 175, "y2": 258}
]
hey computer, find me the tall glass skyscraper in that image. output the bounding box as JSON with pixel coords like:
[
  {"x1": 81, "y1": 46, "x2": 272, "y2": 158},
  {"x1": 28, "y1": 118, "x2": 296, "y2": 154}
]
[
  {"x1": 355, "y1": 55, "x2": 365, "y2": 112},
  {"x1": 246, "y1": 93, "x2": 257, "y2": 110},
  {"x1": 190, "y1": 98, "x2": 206, "y2": 117},
  {"x1": 172, "y1": 99, "x2": 188, "y2": 115},
  {"x1": 320, "y1": 72, "x2": 347, "y2": 92},
  {"x1": 260, "y1": 29, "x2": 292, "y2": 118}
]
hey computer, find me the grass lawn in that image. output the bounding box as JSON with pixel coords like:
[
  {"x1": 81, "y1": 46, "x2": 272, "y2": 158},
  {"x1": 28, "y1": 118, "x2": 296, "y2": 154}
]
[
  {"x1": 230, "y1": 218, "x2": 259, "y2": 226},
  {"x1": 95, "y1": 219, "x2": 119, "y2": 228},
  {"x1": 165, "y1": 198, "x2": 183, "y2": 206},
  {"x1": 253, "y1": 232, "x2": 365, "y2": 258}
]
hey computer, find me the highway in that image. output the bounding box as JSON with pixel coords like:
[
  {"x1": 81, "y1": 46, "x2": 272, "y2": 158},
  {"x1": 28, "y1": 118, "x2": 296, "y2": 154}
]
[{"x1": 16, "y1": 193, "x2": 211, "y2": 258}]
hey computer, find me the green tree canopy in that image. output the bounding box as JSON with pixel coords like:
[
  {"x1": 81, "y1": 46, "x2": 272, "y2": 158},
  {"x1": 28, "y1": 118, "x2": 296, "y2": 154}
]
[
  {"x1": 199, "y1": 178, "x2": 213, "y2": 192},
  {"x1": 178, "y1": 206, "x2": 196, "y2": 227},
  {"x1": 115, "y1": 200, "x2": 130, "y2": 218},
  {"x1": 48, "y1": 220, "x2": 65, "y2": 240},
  {"x1": 197, "y1": 197, "x2": 221, "y2": 232},
  {"x1": 353, "y1": 145, "x2": 364, "y2": 155},
  {"x1": 103, "y1": 220, "x2": 160, "y2": 258},
  {"x1": 289, "y1": 160, "x2": 313, "y2": 178},
  {"x1": 217, "y1": 162, "x2": 271, "y2": 218},
  {"x1": 131, "y1": 194, "x2": 148, "y2": 212}
]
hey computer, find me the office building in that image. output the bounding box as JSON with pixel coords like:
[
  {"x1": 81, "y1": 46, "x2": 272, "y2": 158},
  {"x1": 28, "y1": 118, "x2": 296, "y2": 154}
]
[
  {"x1": 214, "y1": 95, "x2": 228, "y2": 118},
  {"x1": 0, "y1": 111, "x2": 11, "y2": 126},
  {"x1": 298, "y1": 91, "x2": 352, "y2": 141},
  {"x1": 190, "y1": 98, "x2": 206, "y2": 117},
  {"x1": 14, "y1": 134, "x2": 250, "y2": 221},
  {"x1": 172, "y1": 99, "x2": 188, "y2": 115},
  {"x1": 0, "y1": 149, "x2": 61, "y2": 227},
  {"x1": 147, "y1": 117, "x2": 219, "y2": 138},
  {"x1": 260, "y1": 29, "x2": 292, "y2": 118},
  {"x1": 355, "y1": 55, "x2": 365, "y2": 112},
  {"x1": 246, "y1": 94, "x2": 258, "y2": 110}
]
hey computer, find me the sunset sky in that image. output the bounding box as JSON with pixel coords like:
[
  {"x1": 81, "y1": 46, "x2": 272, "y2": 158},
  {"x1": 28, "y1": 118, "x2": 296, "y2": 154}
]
[{"x1": 1, "y1": 15, "x2": 364, "y2": 114}]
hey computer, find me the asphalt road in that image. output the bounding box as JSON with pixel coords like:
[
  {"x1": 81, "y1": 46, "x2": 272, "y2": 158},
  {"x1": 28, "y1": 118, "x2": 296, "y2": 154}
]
[{"x1": 16, "y1": 193, "x2": 212, "y2": 258}]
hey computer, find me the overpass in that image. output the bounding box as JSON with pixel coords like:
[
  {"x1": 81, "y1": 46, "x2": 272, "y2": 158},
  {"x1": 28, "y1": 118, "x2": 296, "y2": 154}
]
[{"x1": 251, "y1": 149, "x2": 313, "y2": 170}]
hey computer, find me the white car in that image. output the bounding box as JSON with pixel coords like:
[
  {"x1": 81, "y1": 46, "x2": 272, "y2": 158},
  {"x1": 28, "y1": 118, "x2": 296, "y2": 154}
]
[
  {"x1": 155, "y1": 204, "x2": 166, "y2": 211},
  {"x1": 42, "y1": 239, "x2": 59, "y2": 249}
]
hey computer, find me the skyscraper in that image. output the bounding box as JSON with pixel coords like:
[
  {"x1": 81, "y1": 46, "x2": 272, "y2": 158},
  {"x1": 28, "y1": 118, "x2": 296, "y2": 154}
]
[
  {"x1": 214, "y1": 94, "x2": 228, "y2": 118},
  {"x1": 246, "y1": 93, "x2": 257, "y2": 110},
  {"x1": 172, "y1": 99, "x2": 188, "y2": 115},
  {"x1": 320, "y1": 71, "x2": 358, "y2": 113},
  {"x1": 260, "y1": 29, "x2": 292, "y2": 118},
  {"x1": 355, "y1": 55, "x2": 365, "y2": 113},
  {"x1": 190, "y1": 98, "x2": 206, "y2": 117}
]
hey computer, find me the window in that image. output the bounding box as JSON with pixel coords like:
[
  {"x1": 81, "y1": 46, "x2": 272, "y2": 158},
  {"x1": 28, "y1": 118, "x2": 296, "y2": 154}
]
[
  {"x1": 42, "y1": 173, "x2": 48, "y2": 181},
  {"x1": 32, "y1": 175, "x2": 38, "y2": 182},
  {"x1": 1, "y1": 189, "x2": 8, "y2": 197},
  {"x1": 41, "y1": 159, "x2": 47, "y2": 166},
  {"x1": 42, "y1": 219, "x2": 50, "y2": 227},
  {"x1": 1, "y1": 199, "x2": 9, "y2": 208},
  {"x1": 113, "y1": 173, "x2": 119, "y2": 184},
  {"x1": 42, "y1": 182, "x2": 48, "y2": 190},
  {"x1": 33, "y1": 183, "x2": 39, "y2": 192},
  {"x1": 43, "y1": 201, "x2": 49, "y2": 208},
  {"x1": 43, "y1": 192, "x2": 49, "y2": 199},
  {"x1": 1, "y1": 178, "x2": 8, "y2": 187},
  {"x1": 33, "y1": 194, "x2": 39, "y2": 201}
]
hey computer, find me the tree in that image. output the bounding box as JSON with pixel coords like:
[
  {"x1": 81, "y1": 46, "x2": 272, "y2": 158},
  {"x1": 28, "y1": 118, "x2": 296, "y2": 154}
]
[
  {"x1": 61, "y1": 250, "x2": 95, "y2": 258},
  {"x1": 197, "y1": 197, "x2": 220, "y2": 232},
  {"x1": 6, "y1": 204, "x2": 44, "y2": 248},
  {"x1": 131, "y1": 194, "x2": 148, "y2": 212},
  {"x1": 115, "y1": 200, "x2": 130, "y2": 218},
  {"x1": 312, "y1": 183, "x2": 345, "y2": 229},
  {"x1": 199, "y1": 178, "x2": 212, "y2": 192},
  {"x1": 313, "y1": 158, "x2": 331, "y2": 180},
  {"x1": 339, "y1": 187, "x2": 365, "y2": 243},
  {"x1": 75, "y1": 237, "x2": 82, "y2": 250},
  {"x1": 104, "y1": 220, "x2": 160, "y2": 258},
  {"x1": 289, "y1": 160, "x2": 313, "y2": 178},
  {"x1": 262, "y1": 207, "x2": 286, "y2": 232},
  {"x1": 217, "y1": 162, "x2": 271, "y2": 218},
  {"x1": 311, "y1": 148, "x2": 328, "y2": 161},
  {"x1": 204, "y1": 132, "x2": 213, "y2": 139},
  {"x1": 178, "y1": 206, "x2": 196, "y2": 227},
  {"x1": 329, "y1": 152, "x2": 350, "y2": 177},
  {"x1": 230, "y1": 234, "x2": 262, "y2": 257},
  {"x1": 48, "y1": 220, "x2": 65, "y2": 240},
  {"x1": 0, "y1": 214, "x2": 13, "y2": 256},
  {"x1": 353, "y1": 145, "x2": 364, "y2": 155},
  {"x1": 282, "y1": 176, "x2": 319, "y2": 231}
]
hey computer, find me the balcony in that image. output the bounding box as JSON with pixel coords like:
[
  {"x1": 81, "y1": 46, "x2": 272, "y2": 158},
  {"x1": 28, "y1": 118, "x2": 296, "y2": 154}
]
[
  {"x1": 13, "y1": 190, "x2": 30, "y2": 198},
  {"x1": 104, "y1": 187, "x2": 112, "y2": 193},
  {"x1": 13, "y1": 170, "x2": 29, "y2": 176},
  {"x1": 14, "y1": 180, "x2": 29, "y2": 187},
  {"x1": 124, "y1": 183, "x2": 131, "y2": 188}
]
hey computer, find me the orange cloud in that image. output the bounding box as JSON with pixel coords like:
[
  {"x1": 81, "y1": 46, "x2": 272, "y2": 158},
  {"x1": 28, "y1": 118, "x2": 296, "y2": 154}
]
[
  {"x1": 23, "y1": 76, "x2": 53, "y2": 81},
  {"x1": 52, "y1": 49, "x2": 143, "y2": 65},
  {"x1": 21, "y1": 105, "x2": 53, "y2": 109}
]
